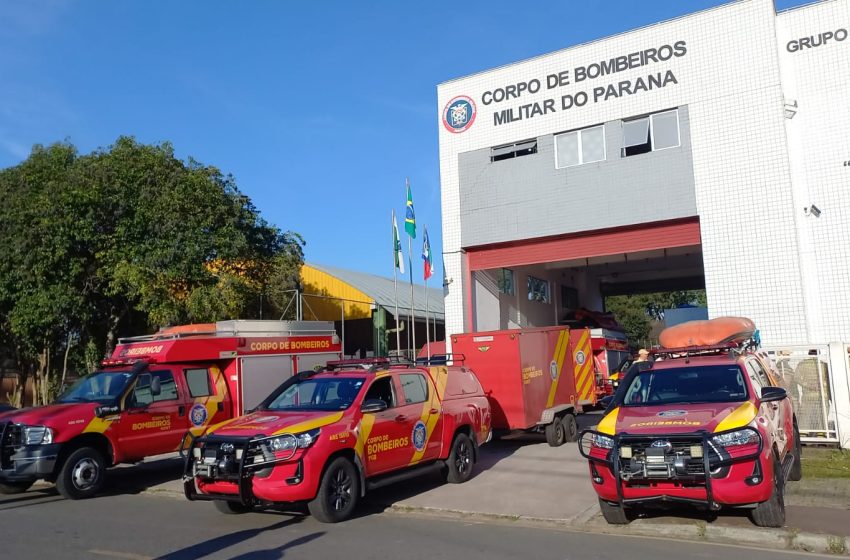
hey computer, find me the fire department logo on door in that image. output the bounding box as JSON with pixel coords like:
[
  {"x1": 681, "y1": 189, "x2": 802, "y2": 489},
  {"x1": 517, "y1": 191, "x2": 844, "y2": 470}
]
[
  {"x1": 549, "y1": 360, "x2": 559, "y2": 380},
  {"x1": 442, "y1": 95, "x2": 477, "y2": 133},
  {"x1": 190, "y1": 403, "x2": 208, "y2": 427},
  {"x1": 575, "y1": 350, "x2": 586, "y2": 365},
  {"x1": 412, "y1": 421, "x2": 428, "y2": 451}
]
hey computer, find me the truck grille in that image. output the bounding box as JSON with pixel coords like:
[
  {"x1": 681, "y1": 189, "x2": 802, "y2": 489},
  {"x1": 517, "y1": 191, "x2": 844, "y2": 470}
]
[
  {"x1": 618, "y1": 436, "x2": 721, "y2": 481},
  {"x1": 0, "y1": 422, "x2": 22, "y2": 469}
]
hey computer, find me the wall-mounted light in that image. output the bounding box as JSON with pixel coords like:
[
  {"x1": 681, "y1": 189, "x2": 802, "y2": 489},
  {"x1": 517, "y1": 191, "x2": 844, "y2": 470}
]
[
  {"x1": 804, "y1": 205, "x2": 822, "y2": 218},
  {"x1": 784, "y1": 99, "x2": 798, "y2": 119}
]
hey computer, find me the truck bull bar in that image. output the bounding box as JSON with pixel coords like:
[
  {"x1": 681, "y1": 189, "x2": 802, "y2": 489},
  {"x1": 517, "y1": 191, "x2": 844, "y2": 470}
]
[
  {"x1": 181, "y1": 430, "x2": 305, "y2": 506},
  {"x1": 577, "y1": 427, "x2": 763, "y2": 509}
]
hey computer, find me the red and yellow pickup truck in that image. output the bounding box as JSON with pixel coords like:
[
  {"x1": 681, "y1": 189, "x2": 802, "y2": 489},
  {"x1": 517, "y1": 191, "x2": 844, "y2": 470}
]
[{"x1": 183, "y1": 359, "x2": 492, "y2": 522}]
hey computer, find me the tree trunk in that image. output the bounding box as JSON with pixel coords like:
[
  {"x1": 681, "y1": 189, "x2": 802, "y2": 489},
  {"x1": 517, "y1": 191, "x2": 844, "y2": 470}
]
[
  {"x1": 104, "y1": 308, "x2": 124, "y2": 358},
  {"x1": 61, "y1": 332, "x2": 73, "y2": 390}
]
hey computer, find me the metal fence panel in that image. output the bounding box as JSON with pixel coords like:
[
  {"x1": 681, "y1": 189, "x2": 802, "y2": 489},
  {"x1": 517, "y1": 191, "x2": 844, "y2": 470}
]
[{"x1": 762, "y1": 345, "x2": 838, "y2": 443}]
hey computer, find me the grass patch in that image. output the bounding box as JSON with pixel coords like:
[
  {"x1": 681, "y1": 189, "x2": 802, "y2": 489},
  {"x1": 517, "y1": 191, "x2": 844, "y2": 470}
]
[{"x1": 801, "y1": 447, "x2": 850, "y2": 479}]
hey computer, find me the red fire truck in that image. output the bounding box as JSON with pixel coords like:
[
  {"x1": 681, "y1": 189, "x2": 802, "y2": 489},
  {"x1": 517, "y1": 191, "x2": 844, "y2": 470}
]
[
  {"x1": 0, "y1": 320, "x2": 340, "y2": 499},
  {"x1": 451, "y1": 326, "x2": 594, "y2": 446},
  {"x1": 589, "y1": 328, "x2": 631, "y2": 398}
]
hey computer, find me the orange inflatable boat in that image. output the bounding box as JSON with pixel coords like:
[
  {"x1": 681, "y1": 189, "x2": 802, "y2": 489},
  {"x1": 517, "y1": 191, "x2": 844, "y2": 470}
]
[{"x1": 658, "y1": 316, "x2": 756, "y2": 349}]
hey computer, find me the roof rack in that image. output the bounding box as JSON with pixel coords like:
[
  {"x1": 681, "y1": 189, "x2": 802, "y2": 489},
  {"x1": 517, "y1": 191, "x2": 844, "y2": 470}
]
[
  {"x1": 415, "y1": 353, "x2": 466, "y2": 366},
  {"x1": 652, "y1": 339, "x2": 758, "y2": 360}
]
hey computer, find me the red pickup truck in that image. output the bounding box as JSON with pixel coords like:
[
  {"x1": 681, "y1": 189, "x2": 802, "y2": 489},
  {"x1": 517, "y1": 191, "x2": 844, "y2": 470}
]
[
  {"x1": 183, "y1": 359, "x2": 492, "y2": 522},
  {"x1": 0, "y1": 320, "x2": 340, "y2": 499}
]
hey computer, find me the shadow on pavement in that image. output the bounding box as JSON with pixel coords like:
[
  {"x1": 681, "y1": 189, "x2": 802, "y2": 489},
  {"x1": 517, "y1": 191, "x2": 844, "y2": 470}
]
[
  {"x1": 153, "y1": 515, "x2": 318, "y2": 560},
  {"x1": 102, "y1": 456, "x2": 184, "y2": 497},
  {"x1": 0, "y1": 487, "x2": 65, "y2": 511}
]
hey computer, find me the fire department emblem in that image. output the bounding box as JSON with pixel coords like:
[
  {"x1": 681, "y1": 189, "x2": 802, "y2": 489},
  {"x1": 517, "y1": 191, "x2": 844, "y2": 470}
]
[
  {"x1": 412, "y1": 421, "x2": 428, "y2": 451},
  {"x1": 575, "y1": 350, "x2": 586, "y2": 365},
  {"x1": 550, "y1": 360, "x2": 559, "y2": 380},
  {"x1": 190, "y1": 403, "x2": 208, "y2": 427},
  {"x1": 442, "y1": 95, "x2": 477, "y2": 133},
  {"x1": 657, "y1": 410, "x2": 687, "y2": 418}
]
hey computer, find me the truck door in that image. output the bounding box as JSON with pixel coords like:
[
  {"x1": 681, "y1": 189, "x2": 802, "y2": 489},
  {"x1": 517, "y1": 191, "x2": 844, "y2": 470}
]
[
  {"x1": 183, "y1": 365, "x2": 230, "y2": 436},
  {"x1": 359, "y1": 374, "x2": 416, "y2": 476},
  {"x1": 398, "y1": 371, "x2": 443, "y2": 464},
  {"x1": 116, "y1": 369, "x2": 190, "y2": 458}
]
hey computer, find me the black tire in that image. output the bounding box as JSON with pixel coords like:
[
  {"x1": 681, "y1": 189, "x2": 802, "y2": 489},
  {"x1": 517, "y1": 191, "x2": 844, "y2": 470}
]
[
  {"x1": 0, "y1": 480, "x2": 34, "y2": 494},
  {"x1": 562, "y1": 413, "x2": 578, "y2": 443},
  {"x1": 599, "y1": 498, "x2": 631, "y2": 525},
  {"x1": 788, "y1": 424, "x2": 803, "y2": 482},
  {"x1": 213, "y1": 500, "x2": 254, "y2": 515},
  {"x1": 55, "y1": 447, "x2": 106, "y2": 500},
  {"x1": 308, "y1": 457, "x2": 360, "y2": 523},
  {"x1": 750, "y1": 456, "x2": 786, "y2": 528},
  {"x1": 445, "y1": 433, "x2": 475, "y2": 483},
  {"x1": 545, "y1": 417, "x2": 566, "y2": 447}
]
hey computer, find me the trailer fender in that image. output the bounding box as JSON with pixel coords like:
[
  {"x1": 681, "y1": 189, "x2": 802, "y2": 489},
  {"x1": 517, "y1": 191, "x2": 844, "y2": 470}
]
[{"x1": 538, "y1": 405, "x2": 574, "y2": 426}]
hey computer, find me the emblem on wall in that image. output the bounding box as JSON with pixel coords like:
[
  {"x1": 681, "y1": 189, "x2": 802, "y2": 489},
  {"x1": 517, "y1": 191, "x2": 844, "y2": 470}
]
[{"x1": 442, "y1": 95, "x2": 477, "y2": 133}]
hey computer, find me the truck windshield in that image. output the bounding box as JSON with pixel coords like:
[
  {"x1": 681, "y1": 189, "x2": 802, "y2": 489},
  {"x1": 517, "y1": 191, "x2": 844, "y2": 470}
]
[
  {"x1": 266, "y1": 377, "x2": 365, "y2": 412},
  {"x1": 56, "y1": 371, "x2": 135, "y2": 404},
  {"x1": 622, "y1": 365, "x2": 748, "y2": 406}
]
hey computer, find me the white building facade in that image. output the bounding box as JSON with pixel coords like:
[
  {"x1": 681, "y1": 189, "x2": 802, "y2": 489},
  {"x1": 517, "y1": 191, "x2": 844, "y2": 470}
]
[{"x1": 437, "y1": 0, "x2": 850, "y2": 446}]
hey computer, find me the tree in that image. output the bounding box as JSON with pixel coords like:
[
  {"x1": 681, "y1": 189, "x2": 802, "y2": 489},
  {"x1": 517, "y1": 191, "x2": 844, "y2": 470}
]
[
  {"x1": 0, "y1": 137, "x2": 304, "y2": 405},
  {"x1": 605, "y1": 290, "x2": 706, "y2": 347}
]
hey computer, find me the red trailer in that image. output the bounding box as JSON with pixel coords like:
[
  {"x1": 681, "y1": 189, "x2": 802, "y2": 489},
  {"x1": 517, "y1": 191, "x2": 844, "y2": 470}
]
[{"x1": 451, "y1": 326, "x2": 591, "y2": 446}]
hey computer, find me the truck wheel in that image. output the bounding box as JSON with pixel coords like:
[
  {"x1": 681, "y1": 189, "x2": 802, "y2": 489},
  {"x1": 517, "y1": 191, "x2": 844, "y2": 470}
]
[
  {"x1": 788, "y1": 424, "x2": 803, "y2": 482},
  {"x1": 562, "y1": 413, "x2": 578, "y2": 443},
  {"x1": 308, "y1": 456, "x2": 360, "y2": 523},
  {"x1": 598, "y1": 498, "x2": 631, "y2": 525},
  {"x1": 214, "y1": 500, "x2": 254, "y2": 515},
  {"x1": 545, "y1": 417, "x2": 566, "y2": 447},
  {"x1": 750, "y1": 456, "x2": 786, "y2": 528},
  {"x1": 55, "y1": 447, "x2": 106, "y2": 500},
  {"x1": 444, "y1": 433, "x2": 475, "y2": 484},
  {"x1": 0, "y1": 481, "x2": 34, "y2": 494}
]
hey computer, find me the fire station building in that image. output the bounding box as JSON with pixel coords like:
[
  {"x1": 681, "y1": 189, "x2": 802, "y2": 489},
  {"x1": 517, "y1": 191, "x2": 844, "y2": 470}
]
[{"x1": 437, "y1": 0, "x2": 849, "y2": 348}]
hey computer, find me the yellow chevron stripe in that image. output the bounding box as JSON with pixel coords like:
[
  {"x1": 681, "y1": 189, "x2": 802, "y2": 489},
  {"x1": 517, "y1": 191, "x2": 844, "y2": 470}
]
[
  {"x1": 354, "y1": 414, "x2": 376, "y2": 462},
  {"x1": 597, "y1": 407, "x2": 619, "y2": 435},
  {"x1": 271, "y1": 412, "x2": 345, "y2": 435},
  {"x1": 574, "y1": 359, "x2": 593, "y2": 393},
  {"x1": 546, "y1": 331, "x2": 570, "y2": 408},
  {"x1": 714, "y1": 402, "x2": 758, "y2": 433},
  {"x1": 190, "y1": 366, "x2": 228, "y2": 436},
  {"x1": 83, "y1": 416, "x2": 115, "y2": 434}
]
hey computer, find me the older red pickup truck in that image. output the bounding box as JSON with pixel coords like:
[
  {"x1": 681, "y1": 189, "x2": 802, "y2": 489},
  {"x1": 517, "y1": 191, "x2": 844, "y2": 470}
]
[{"x1": 183, "y1": 359, "x2": 492, "y2": 522}]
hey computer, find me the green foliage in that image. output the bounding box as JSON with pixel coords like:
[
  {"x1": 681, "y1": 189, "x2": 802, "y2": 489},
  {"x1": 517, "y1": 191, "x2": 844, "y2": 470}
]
[
  {"x1": 605, "y1": 290, "x2": 706, "y2": 346},
  {"x1": 0, "y1": 137, "x2": 304, "y2": 404}
]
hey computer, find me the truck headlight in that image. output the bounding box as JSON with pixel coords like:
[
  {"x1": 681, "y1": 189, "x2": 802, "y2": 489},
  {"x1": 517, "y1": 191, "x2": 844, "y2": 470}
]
[
  {"x1": 23, "y1": 426, "x2": 54, "y2": 445},
  {"x1": 711, "y1": 429, "x2": 759, "y2": 447},
  {"x1": 295, "y1": 428, "x2": 320, "y2": 448},
  {"x1": 592, "y1": 433, "x2": 614, "y2": 449}
]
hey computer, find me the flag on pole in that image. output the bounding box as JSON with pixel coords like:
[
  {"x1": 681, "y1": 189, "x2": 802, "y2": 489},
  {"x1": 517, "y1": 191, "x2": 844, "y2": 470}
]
[
  {"x1": 392, "y1": 211, "x2": 405, "y2": 274},
  {"x1": 404, "y1": 181, "x2": 416, "y2": 239},
  {"x1": 422, "y1": 227, "x2": 433, "y2": 281}
]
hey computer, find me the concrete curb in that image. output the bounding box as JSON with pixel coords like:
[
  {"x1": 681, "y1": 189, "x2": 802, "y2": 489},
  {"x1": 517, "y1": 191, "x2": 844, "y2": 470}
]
[
  {"x1": 137, "y1": 484, "x2": 849, "y2": 555},
  {"x1": 384, "y1": 503, "x2": 849, "y2": 556}
]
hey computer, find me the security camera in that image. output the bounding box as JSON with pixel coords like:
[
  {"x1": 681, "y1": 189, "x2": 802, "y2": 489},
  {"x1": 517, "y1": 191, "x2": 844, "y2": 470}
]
[{"x1": 805, "y1": 205, "x2": 822, "y2": 218}]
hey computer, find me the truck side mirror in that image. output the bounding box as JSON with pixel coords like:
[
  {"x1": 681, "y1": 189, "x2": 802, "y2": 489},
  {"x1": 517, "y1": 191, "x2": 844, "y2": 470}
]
[
  {"x1": 361, "y1": 399, "x2": 388, "y2": 414},
  {"x1": 150, "y1": 376, "x2": 162, "y2": 397},
  {"x1": 760, "y1": 386, "x2": 787, "y2": 403}
]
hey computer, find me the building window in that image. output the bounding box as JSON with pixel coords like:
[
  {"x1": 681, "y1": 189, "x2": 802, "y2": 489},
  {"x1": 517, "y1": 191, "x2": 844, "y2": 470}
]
[
  {"x1": 621, "y1": 109, "x2": 680, "y2": 157},
  {"x1": 498, "y1": 268, "x2": 515, "y2": 295},
  {"x1": 491, "y1": 139, "x2": 537, "y2": 162},
  {"x1": 555, "y1": 125, "x2": 605, "y2": 168},
  {"x1": 527, "y1": 276, "x2": 550, "y2": 303},
  {"x1": 561, "y1": 286, "x2": 578, "y2": 310}
]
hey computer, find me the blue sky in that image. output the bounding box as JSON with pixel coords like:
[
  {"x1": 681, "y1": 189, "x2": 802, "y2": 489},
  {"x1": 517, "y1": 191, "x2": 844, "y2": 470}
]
[{"x1": 0, "y1": 0, "x2": 807, "y2": 285}]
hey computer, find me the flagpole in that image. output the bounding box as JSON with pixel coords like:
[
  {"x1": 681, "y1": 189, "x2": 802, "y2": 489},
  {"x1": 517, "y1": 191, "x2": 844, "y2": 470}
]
[
  {"x1": 425, "y1": 275, "x2": 431, "y2": 361},
  {"x1": 408, "y1": 234, "x2": 415, "y2": 360},
  {"x1": 392, "y1": 210, "x2": 401, "y2": 356}
]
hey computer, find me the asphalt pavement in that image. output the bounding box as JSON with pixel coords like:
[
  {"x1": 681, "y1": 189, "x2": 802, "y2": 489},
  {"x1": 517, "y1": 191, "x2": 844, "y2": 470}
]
[{"x1": 0, "y1": 489, "x2": 832, "y2": 560}]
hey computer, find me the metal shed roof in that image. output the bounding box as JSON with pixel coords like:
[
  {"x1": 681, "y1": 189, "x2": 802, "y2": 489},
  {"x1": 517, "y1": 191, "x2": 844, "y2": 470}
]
[{"x1": 307, "y1": 263, "x2": 444, "y2": 321}]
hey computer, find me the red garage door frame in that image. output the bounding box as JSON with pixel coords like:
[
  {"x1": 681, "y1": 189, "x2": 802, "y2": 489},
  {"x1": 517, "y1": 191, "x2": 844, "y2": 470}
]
[{"x1": 463, "y1": 217, "x2": 701, "y2": 330}]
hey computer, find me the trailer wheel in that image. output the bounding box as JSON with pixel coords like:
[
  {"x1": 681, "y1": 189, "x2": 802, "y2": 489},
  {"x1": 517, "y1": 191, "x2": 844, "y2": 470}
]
[
  {"x1": 0, "y1": 481, "x2": 34, "y2": 494},
  {"x1": 545, "y1": 417, "x2": 566, "y2": 447},
  {"x1": 214, "y1": 500, "x2": 254, "y2": 515},
  {"x1": 599, "y1": 498, "x2": 631, "y2": 525},
  {"x1": 562, "y1": 413, "x2": 578, "y2": 443},
  {"x1": 308, "y1": 456, "x2": 360, "y2": 523}
]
